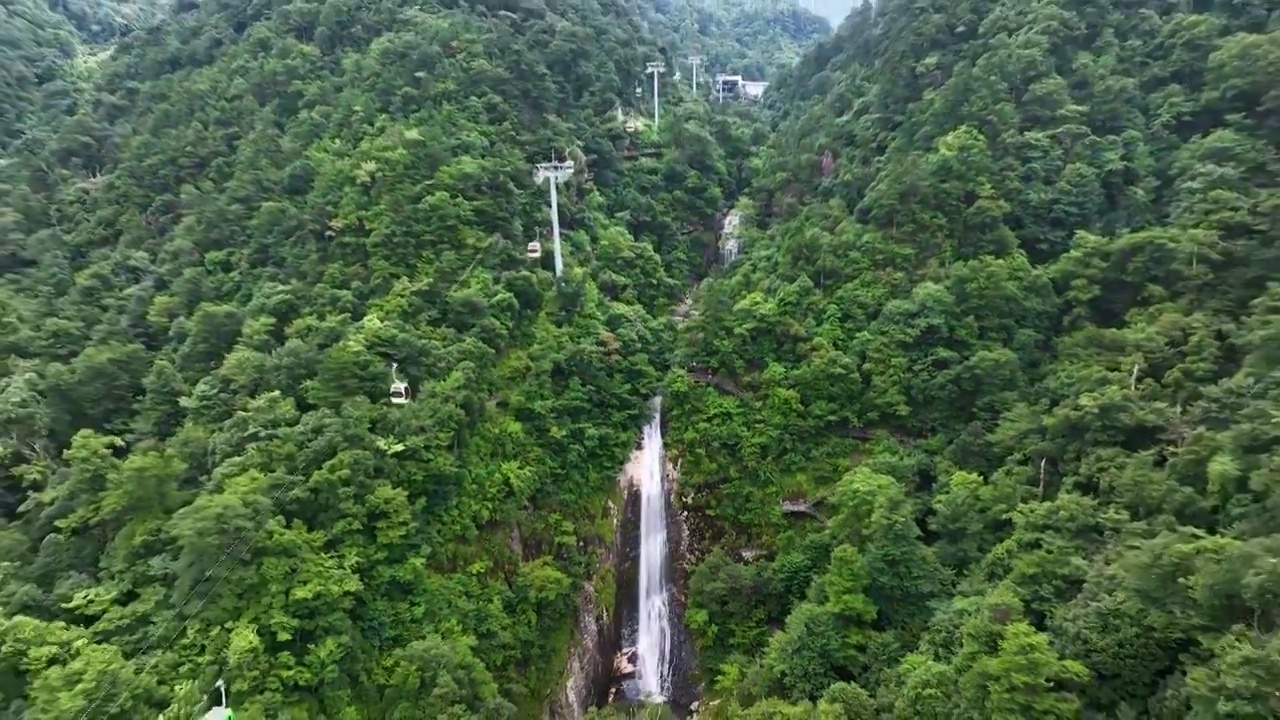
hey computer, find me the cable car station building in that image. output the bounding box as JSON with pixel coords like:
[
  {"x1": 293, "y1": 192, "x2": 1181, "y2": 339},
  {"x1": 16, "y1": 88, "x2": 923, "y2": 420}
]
[{"x1": 712, "y1": 73, "x2": 768, "y2": 102}]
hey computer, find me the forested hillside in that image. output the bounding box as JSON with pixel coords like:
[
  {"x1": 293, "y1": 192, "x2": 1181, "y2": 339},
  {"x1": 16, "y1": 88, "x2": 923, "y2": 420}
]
[
  {"x1": 1, "y1": 0, "x2": 79, "y2": 149},
  {"x1": 2, "y1": 0, "x2": 170, "y2": 151},
  {"x1": 668, "y1": 0, "x2": 1280, "y2": 717},
  {"x1": 0, "y1": 0, "x2": 776, "y2": 716},
  {"x1": 47, "y1": 0, "x2": 172, "y2": 42},
  {"x1": 5, "y1": 0, "x2": 1277, "y2": 716},
  {"x1": 642, "y1": 0, "x2": 830, "y2": 80}
]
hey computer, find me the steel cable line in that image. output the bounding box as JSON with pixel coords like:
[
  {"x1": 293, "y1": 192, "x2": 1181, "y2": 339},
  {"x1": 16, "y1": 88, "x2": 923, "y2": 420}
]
[
  {"x1": 78, "y1": 472, "x2": 308, "y2": 719},
  {"x1": 81, "y1": 224, "x2": 505, "y2": 719}
]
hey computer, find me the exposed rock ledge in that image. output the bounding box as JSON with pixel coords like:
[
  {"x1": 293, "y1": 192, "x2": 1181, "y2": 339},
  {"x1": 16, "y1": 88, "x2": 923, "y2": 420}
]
[
  {"x1": 545, "y1": 569, "x2": 614, "y2": 720},
  {"x1": 781, "y1": 499, "x2": 828, "y2": 524},
  {"x1": 544, "y1": 449, "x2": 643, "y2": 719}
]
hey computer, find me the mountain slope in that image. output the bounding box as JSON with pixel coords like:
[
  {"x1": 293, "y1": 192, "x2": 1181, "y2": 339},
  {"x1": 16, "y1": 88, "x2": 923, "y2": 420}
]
[
  {"x1": 0, "y1": 0, "x2": 80, "y2": 149},
  {"x1": 0, "y1": 0, "x2": 737, "y2": 716},
  {"x1": 668, "y1": 0, "x2": 1280, "y2": 715},
  {"x1": 48, "y1": 0, "x2": 172, "y2": 43},
  {"x1": 642, "y1": 0, "x2": 831, "y2": 81}
]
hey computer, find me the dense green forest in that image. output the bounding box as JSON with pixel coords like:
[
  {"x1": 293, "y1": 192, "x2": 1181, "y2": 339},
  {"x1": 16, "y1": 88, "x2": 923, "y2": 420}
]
[
  {"x1": 643, "y1": 0, "x2": 830, "y2": 80},
  {"x1": 2, "y1": 0, "x2": 1277, "y2": 717},
  {"x1": 2, "y1": 0, "x2": 173, "y2": 150},
  {"x1": 49, "y1": 0, "x2": 172, "y2": 42},
  {"x1": 0, "y1": 0, "x2": 828, "y2": 716},
  {"x1": 668, "y1": 0, "x2": 1280, "y2": 717}
]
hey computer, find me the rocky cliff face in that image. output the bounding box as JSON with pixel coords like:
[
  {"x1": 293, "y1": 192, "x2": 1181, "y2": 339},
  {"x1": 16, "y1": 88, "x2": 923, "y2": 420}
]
[
  {"x1": 544, "y1": 478, "x2": 627, "y2": 719},
  {"x1": 546, "y1": 571, "x2": 616, "y2": 720},
  {"x1": 665, "y1": 456, "x2": 702, "y2": 712}
]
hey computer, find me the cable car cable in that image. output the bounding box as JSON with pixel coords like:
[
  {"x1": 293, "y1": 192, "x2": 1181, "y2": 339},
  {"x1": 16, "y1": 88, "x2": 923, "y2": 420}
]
[
  {"x1": 81, "y1": 202, "x2": 524, "y2": 717},
  {"x1": 79, "y1": 469, "x2": 315, "y2": 719}
]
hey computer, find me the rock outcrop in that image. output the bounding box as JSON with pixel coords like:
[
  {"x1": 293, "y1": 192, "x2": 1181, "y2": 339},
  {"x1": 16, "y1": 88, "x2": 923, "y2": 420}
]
[
  {"x1": 666, "y1": 454, "x2": 703, "y2": 712},
  {"x1": 544, "y1": 493, "x2": 623, "y2": 720}
]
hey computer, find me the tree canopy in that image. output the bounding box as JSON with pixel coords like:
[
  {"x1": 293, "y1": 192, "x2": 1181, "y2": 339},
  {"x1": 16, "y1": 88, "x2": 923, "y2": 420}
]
[
  {"x1": 0, "y1": 0, "x2": 799, "y2": 715},
  {"x1": 669, "y1": 0, "x2": 1280, "y2": 716},
  {"x1": 3, "y1": 0, "x2": 1277, "y2": 716}
]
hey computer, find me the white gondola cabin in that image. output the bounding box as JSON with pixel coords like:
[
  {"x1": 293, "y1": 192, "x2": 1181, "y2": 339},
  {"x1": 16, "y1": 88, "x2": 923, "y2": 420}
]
[
  {"x1": 526, "y1": 241, "x2": 543, "y2": 259},
  {"x1": 389, "y1": 381, "x2": 410, "y2": 404},
  {"x1": 200, "y1": 679, "x2": 234, "y2": 720},
  {"x1": 389, "y1": 362, "x2": 411, "y2": 405}
]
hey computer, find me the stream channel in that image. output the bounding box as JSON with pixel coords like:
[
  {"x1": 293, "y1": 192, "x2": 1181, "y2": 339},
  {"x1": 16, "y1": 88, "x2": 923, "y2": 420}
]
[
  {"x1": 550, "y1": 210, "x2": 744, "y2": 718},
  {"x1": 607, "y1": 396, "x2": 698, "y2": 717}
]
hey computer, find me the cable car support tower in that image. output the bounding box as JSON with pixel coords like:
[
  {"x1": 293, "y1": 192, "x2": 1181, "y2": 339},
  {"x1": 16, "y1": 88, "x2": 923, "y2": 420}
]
[
  {"x1": 645, "y1": 61, "x2": 665, "y2": 127},
  {"x1": 687, "y1": 54, "x2": 702, "y2": 93},
  {"x1": 534, "y1": 158, "x2": 575, "y2": 279}
]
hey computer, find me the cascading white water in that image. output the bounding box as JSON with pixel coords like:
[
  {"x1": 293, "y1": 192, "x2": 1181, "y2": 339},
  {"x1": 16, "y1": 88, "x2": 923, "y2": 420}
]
[
  {"x1": 720, "y1": 209, "x2": 742, "y2": 266},
  {"x1": 635, "y1": 397, "x2": 672, "y2": 701}
]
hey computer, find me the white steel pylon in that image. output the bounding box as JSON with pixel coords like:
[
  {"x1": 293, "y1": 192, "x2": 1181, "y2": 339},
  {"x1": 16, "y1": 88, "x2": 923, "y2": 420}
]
[
  {"x1": 534, "y1": 157, "x2": 575, "y2": 279},
  {"x1": 645, "y1": 61, "x2": 666, "y2": 127},
  {"x1": 687, "y1": 55, "x2": 702, "y2": 93}
]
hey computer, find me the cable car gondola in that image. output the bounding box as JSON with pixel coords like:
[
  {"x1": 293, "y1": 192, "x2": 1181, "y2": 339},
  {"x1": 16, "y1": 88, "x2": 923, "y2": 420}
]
[
  {"x1": 389, "y1": 362, "x2": 411, "y2": 405},
  {"x1": 526, "y1": 228, "x2": 544, "y2": 259},
  {"x1": 200, "y1": 679, "x2": 235, "y2": 720}
]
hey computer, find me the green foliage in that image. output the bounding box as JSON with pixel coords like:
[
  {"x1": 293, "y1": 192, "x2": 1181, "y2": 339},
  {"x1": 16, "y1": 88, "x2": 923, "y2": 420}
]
[
  {"x1": 0, "y1": 0, "x2": 787, "y2": 714},
  {"x1": 641, "y1": 0, "x2": 830, "y2": 81},
  {"x1": 9, "y1": 0, "x2": 1276, "y2": 715},
  {"x1": 671, "y1": 0, "x2": 1280, "y2": 716},
  {"x1": 45, "y1": 0, "x2": 172, "y2": 43},
  {"x1": 0, "y1": 0, "x2": 79, "y2": 149}
]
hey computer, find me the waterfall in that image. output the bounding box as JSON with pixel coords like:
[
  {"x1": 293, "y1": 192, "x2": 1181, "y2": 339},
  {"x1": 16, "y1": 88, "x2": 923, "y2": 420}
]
[
  {"x1": 720, "y1": 235, "x2": 740, "y2": 266},
  {"x1": 719, "y1": 210, "x2": 742, "y2": 266},
  {"x1": 635, "y1": 397, "x2": 672, "y2": 701}
]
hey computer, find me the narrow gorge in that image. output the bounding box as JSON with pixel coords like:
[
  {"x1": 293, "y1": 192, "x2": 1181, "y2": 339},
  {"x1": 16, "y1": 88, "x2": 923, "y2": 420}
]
[
  {"x1": 547, "y1": 396, "x2": 700, "y2": 719},
  {"x1": 635, "y1": 397, "x2": 672, "y2": 701},
  {"x1": 549, "y1": 202, "x2": 750, "y2": 717}
]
